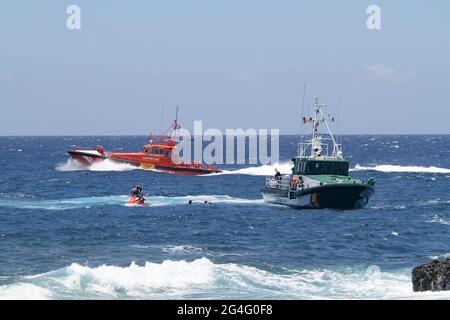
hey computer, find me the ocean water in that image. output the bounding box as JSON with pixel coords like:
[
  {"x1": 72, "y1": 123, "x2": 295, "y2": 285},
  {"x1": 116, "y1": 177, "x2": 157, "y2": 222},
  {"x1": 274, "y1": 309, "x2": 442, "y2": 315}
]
[{"x1": 0, "y1": 135, "x2": 449, "y2": 300}]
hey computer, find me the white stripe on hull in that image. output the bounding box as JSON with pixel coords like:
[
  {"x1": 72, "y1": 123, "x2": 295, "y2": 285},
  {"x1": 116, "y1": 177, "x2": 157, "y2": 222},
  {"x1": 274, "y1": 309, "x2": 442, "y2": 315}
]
[{"x1": 262, "y1": 192, "x2": 312, "y2": 208}]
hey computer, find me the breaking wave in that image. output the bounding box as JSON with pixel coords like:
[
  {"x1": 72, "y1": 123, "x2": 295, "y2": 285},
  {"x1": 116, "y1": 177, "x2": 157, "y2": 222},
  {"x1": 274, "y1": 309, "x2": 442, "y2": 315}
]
[
  {"x1": 0, "y1": 195, "x2": 263, "y2": 210},
  {"x1": 351, "y1": 164, "x2": 450, "y2": 174},
  {"x1": 55, "y1": 159, "x2": 137, "y2": 172},
  {"x1": 1, "y1": 258, "x2": 448, "y2": 299}
]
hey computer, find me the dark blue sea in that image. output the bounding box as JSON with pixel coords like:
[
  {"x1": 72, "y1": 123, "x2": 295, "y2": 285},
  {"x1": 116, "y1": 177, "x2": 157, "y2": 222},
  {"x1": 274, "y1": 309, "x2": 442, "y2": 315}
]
[{"x1": 0, "y1": 135, "x2": 449, "y2": 299}]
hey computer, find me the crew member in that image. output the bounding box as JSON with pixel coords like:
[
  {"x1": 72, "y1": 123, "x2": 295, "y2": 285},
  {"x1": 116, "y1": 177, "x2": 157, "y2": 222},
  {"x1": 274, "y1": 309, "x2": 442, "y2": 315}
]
[
  {"x1": 96, "y1": 146, "x2": 105, "y2": 155},
  {"x1": 291, "y1": 176, "x2": 300, "y2": 189},
  {"x1": 274, "y1": 168, "x2": 282, "y2": 180}
]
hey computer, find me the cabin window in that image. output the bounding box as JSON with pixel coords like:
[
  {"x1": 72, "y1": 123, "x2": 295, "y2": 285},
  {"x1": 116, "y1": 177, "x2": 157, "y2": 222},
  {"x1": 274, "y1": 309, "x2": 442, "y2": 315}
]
[
  {"x1": 343, "y1": 162, "x2": 349, "y2": 176},
  {"x1": 336, "y1": 163, "x2": 343, "y2": 175},
  {"x1": 302, "y1": 161, "x2": 349, "y2": 175},
  {"x1": 292, "y1": 161, "x2": 298, "y2": 174},
  {"x1": 324, "y1": 163, "x2": 333, "y2": 174},
  {"x1": 315, "y1": 162, "x2": 324, "y2": 174},
  {"x1": 306, "y1": 162, "x2": 315, "y2": 174},
  {"x1": 166, "y1": 151, "x2": 171, "y2": 157}
]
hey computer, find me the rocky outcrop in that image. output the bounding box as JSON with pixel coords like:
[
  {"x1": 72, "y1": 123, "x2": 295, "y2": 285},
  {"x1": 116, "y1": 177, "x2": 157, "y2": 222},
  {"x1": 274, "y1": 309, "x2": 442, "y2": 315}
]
[{"x1": 412, "y1": 259, "x2": 450, "y2": 292}]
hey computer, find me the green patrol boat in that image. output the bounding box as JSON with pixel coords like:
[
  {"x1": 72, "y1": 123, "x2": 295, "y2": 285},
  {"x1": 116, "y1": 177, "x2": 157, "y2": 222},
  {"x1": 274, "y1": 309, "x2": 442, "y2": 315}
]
[{"x1": 261, "y1": 98, "x2": 375, "y2": 209}]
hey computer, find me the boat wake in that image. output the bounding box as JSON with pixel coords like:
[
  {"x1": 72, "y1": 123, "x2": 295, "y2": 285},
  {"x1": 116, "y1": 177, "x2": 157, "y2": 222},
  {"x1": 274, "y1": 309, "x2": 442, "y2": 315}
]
[
  {"x1": 0, "y1": 195, "x2": 264, "y2": 210},
  {"x1": 351, "y1": 164, "x2": 450, "y2": 174},
  {"x1": 209, "y1": 162, "x2": 293, "y2": 176},
  {"x1": 0, "y1": 258, "x2": 447, "y2": 300},
  {"x1": 55, "y1": 159, "x2": 137, "y2": 172},
  {"x1": 56, "y1": 158, "x2": 295, "y2": 176}
]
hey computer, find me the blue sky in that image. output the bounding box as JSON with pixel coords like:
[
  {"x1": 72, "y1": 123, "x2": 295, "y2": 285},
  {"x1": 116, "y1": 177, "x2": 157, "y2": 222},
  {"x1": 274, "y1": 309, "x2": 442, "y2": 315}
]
[{"x1": 0, "y1": 0, "x2": 449, "y2": 135}]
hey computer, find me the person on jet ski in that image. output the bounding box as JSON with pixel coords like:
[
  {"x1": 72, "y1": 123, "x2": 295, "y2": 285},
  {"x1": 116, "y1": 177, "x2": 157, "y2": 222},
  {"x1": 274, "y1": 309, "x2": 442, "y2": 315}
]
[
  {"x1": 131, "y1": 185, "x2": 142, "y2": 196},
  {"x1": 131, "y1": 185, "x2": 145, "y2": 202}
]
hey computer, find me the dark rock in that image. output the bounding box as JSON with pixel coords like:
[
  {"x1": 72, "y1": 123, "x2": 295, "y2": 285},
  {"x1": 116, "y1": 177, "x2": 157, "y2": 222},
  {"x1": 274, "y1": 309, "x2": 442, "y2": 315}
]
[{"x1": 412, "y1": 259, "x2": 450, "y2": 292}]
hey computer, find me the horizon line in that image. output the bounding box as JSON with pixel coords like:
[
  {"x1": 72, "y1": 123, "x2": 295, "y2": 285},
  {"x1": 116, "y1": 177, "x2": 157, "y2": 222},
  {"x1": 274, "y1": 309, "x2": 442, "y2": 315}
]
[{"x1": 0, "y1": 133, "x2": 449, "y2": 137}]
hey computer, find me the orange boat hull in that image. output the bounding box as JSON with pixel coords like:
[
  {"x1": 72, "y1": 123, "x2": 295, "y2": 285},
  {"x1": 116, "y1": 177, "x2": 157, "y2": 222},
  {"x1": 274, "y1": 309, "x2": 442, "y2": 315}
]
[{"x1": 68, "y1": 149, "x2": 221, "y2": 175}]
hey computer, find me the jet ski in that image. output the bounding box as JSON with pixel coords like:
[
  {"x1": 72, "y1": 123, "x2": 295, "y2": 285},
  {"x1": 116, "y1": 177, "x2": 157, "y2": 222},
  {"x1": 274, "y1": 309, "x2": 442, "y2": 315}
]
[{"x1": 127, "y1": 195, "x2": 149, "y2": 206}]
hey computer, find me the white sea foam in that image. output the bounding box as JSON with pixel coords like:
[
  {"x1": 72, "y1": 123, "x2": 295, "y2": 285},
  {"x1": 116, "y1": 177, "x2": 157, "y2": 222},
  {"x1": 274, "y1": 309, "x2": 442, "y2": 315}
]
[
  {"x1": 1, "y1": 258, "x2": 449, "y2": 299},
  {"x1": 214, "y1": 163, "x2": 450, "y2": 176},
  {"x1": 57, "y1": 158, "x2": 296, "y2": 176},
  {"x1": 0, "y1": 195, "x2": 129, "y2": 210},
  {"x1": 145, "y1": 195, "x2": 264, "y2": 207},
  {"x1": 427, "y1": 253, "x2": 450, "y2": 261},
  {"x1": 162, "y1": 245, "x2": 203, "y2": 254},
  {"x1": 170, "y1": 195, "x2": 264, "y2": 205},
  {"x1": 0, "y1": 283, "x2": 52, "y2": 300},
  {"x1": 427, "y1": 215, "x2": 450, "y2": 226},
  {"x1": 351, "y1": 164, "x2": 450, "y2": 174},
  {"x1": 210, "y1": 162, "x2": 293, "y2": 176},
  {"x1": 55, "y1": 158, "x2": 137, "y2": 172},
  {"x1": 0, "y1": 194, "x2": 263, "y2": 210}
]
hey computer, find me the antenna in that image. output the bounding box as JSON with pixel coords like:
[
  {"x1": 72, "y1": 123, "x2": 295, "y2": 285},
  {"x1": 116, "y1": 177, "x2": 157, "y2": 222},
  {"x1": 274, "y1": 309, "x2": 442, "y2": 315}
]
[
  {"x1": 174, "y1": 105, "x2": 180, "y2": 127},
  {"x1": 336, "y1": 99, "x2": 341, "y2": 150},
  {"x1": 171, "y1": 105, "x2": 181, "y2": 140},
  {"x1": 158, "y1": 104, "x2": 165, "y2": 134},
  {"x1": 299, "y1": 62, "x2": 310, "y2": 154},
  {"x1": 301, "y1": 83, "x2": 307, "y2": 127},
  {"x1": 300, "y1": 57, "x2": 311, "y2": 131}
]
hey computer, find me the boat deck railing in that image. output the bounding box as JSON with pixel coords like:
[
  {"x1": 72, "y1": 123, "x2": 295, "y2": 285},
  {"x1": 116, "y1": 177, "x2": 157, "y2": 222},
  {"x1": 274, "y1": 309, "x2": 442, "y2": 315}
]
[
  {"x1": 265, "y1": 176, "x2": 291, "y2": 190},
  {"x1": 298, "y1": 138, "x2": 343, "y2": 159}
]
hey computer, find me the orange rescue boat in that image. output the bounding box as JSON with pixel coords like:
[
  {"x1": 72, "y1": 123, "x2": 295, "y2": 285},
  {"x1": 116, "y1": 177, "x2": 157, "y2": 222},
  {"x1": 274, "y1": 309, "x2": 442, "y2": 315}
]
[{"x1": 68, "y1": 108, "x2": 221, "y2": 175}]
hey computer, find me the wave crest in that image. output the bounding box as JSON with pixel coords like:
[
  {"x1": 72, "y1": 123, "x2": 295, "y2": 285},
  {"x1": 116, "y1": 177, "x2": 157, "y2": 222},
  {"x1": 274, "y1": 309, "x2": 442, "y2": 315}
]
[{"x1": 2, "y1": 258, "x2": 448, "y2": 299}]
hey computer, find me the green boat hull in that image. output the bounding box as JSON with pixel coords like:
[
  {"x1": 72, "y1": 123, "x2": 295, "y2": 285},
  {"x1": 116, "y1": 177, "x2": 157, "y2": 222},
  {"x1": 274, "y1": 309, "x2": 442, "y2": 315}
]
[{"x1": 261, "y1": 183, "x2": 375, "y2": 209}]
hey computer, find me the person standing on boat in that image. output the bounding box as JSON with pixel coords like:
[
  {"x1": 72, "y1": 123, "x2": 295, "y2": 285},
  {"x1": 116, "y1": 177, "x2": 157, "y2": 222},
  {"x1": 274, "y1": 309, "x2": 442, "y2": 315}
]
[{"x1": 274, "y1": 168, "x2": 281, "y2": 180}]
